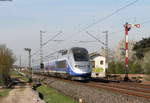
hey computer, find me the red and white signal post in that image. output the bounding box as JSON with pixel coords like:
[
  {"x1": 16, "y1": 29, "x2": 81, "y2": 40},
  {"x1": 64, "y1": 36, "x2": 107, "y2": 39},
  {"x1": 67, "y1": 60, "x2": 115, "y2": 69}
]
[{"x1": 123, "y1": 22, "x2": 140, "y2": 81}]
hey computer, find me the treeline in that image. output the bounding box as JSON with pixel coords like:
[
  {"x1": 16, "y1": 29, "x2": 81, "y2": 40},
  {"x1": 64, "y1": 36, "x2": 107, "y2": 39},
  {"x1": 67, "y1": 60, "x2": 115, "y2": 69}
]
[
  {"x1": 108, "y1": 37, "x2": 150, "y2": 74},
  {"x1": 0, "y1": 44, "x2": 15, "y2": 86}
]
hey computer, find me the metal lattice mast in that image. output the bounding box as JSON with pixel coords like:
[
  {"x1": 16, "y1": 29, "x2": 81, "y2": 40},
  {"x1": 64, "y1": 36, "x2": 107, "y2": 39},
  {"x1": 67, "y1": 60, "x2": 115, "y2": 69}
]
[
  {"x1": 24, "y1": 48, "x2": 32, "y2": 80},
  {"x1": 102, "y1": 31, "x2": 108, "y2": 63},
  {"x1": 24, "y1": 48, "x2": 31, "y2": 69},
  {"x1": 40, "y1": 30, "x2": 45, "y2": 68},
  {"x1": 29, "y1": 50, "x2": 31, "y2": 69},
  {"x1": 102, "y1": 31, "x2": 109, "y2": 76},
  {"x1": 19, "y1": 56, "x2": 21, "y2": 70}
]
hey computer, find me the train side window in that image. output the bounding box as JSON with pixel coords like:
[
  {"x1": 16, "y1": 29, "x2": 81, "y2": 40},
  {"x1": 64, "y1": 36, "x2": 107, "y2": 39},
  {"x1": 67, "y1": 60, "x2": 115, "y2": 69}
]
[
  {"x1": 100, "y1": 60, "x2": 104, "y2": 65},
  {"x1": 56, "y1": 60, "x2": 67, "y2": 68}
]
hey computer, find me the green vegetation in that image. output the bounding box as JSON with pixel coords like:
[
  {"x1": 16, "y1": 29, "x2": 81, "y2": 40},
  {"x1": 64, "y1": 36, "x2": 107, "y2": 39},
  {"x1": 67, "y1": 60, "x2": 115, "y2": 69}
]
[
  {"x1": 37, "y1": 85, "x2": 79, "y2": 103},
  {"x1": 0, "y1": 44, "x2": 16, "y2": 86},
  {"x1": 0, "y1": 89, "x2": 11, "y2": 97},
  {"x1": 10, "y1": 70, "x2": 28, "y2": 82},
  {"x1": 141, "y1": 51, "x2": 150, "y2": 74},
  {"x1": 132, "y1": 37, "x2": 150, "y2": 74},
  {"x1": 109, "y1": 37, "x2": 150, "y2": 74},
  {"x1": 133, "y1": 37, "x2": 150, "y2": 59},
  {"x1": 10, "y1": 70, "x2": 21, "y2": 77},
  {"x1": 108, "y1": 60, "x2": 144, "y2": 74},
  {"x1": 108, "y1": 61, "x2": 124, "y2": 74}
]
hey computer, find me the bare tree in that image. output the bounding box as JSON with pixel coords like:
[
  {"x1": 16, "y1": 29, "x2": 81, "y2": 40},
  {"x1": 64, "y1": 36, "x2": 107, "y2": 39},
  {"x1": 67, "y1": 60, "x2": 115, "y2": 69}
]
[
  {"x1": 114, "y1": 39, "x2": 136, "y2": 61},
  {"x1": 0, "y1": 44, "x2": 15, "y2": 85}
]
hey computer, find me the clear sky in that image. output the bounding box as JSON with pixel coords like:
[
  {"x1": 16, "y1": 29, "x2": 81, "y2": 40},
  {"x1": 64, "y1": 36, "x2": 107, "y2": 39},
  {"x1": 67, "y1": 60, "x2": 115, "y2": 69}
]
[{"x1": 0, "y1": 0, "x2": 150, "y2": 66}]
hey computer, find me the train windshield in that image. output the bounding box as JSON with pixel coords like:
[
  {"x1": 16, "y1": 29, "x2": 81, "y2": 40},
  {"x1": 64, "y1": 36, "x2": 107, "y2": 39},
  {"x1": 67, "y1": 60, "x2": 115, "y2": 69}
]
[{"x1": 72, "y1": 48, "x2": 89, "y2": 61}]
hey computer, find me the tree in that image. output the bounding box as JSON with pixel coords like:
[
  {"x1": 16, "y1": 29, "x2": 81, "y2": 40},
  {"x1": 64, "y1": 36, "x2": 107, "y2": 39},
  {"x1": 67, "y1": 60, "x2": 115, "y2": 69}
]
[
  {"x1": 132, "y1": 37, "x2": 150, "y2": 74},
  {"x1": 141, "y1": 51, "x2": 150, "y2": 74},
  {"x1": 133, "y1": 37, "x2": 150, "y2": 59},
  {"x1": 0, "y1": 44, "x2": 15, "y2": 85},
  {"x1": 114, "y1": 39, "x2": 136, "y2": 61}
]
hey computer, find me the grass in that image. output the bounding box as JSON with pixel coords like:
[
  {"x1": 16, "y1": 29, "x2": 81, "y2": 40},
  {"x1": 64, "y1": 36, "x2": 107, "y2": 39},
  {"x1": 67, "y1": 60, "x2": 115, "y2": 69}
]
[
  {"x1": 10, "y1": 70, "x2": 29, "y2": 82},
  {"x1": 37, "y1": 85, "x2": 79, "y2": 103},
  {"x1": 10, "y1": 70, "x2": 21, "y2": 78},
  {"x1": 0, "y1": 89, "x2": 11, "y2": 98}
]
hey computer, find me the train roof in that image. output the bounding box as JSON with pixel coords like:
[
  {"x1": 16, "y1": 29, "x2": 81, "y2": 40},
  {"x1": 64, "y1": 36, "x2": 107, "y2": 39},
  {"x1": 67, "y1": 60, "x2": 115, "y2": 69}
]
[
  {"x1": 89, "y1": 52, "x2": 104, "y2": 59},
  {"x1": 70, "y1": 47, "x2": 88, "y2": 51}
]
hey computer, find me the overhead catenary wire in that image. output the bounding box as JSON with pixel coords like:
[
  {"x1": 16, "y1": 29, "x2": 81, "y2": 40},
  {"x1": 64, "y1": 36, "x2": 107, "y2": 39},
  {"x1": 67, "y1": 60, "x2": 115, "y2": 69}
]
[
  {"x1": 31, "y1": 49, "x2": 40, "y2": 57},
  {"x1": 35, "y1": 15, "x2": 150, "y2": 63},
  {"x1": 95, "y1": 18, "x2": 150, "y2": 43},
  {"x1": 63, "y1": 0, "x2": 139, "y2": 44},
  {"x1": 42, "y1": 31, "x2": 62, "y2": 46},
  {"x1": 31, "y1": 31, "x2": 62, "y2": 57},
  {"x1": 77, "y1": 0, "x2": 139, "y2": 33},
  {"x1": 31, "y1": 0, "x2": 140, "y2": 62},
  {"x1": 107, "y1": 18, "x2": 150, "y2": 38},
  {"x1": 79, "y1": 40, "x2": 97, "y2": 43},
  {"x1": 27, "y1": 0, "x2": 143, "y2": 67},
  {"x1": 43, "y1": 50, "x2": 59, "y2": 58},
  {"x1": 32, "y1": 50, "x2": 60, "y2": 64},
  {"x1": 86, "y1": 31, "x2": 105, "y2": 45},
  {"x1": 79, "y1": 32, "x2": 106, "y2": 43}
]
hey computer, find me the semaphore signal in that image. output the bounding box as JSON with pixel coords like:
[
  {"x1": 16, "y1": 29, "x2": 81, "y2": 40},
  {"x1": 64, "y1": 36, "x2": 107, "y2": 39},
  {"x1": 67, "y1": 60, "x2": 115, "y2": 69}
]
[{"x1": 123, "y1": 22, "x2": 140, "y2": 81}]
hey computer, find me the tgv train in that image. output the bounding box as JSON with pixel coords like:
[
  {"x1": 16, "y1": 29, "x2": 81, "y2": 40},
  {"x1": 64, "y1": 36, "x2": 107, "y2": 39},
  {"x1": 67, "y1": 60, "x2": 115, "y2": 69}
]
[{"x1": 32, "y1": 47, "x2": 92, "y2": 80}]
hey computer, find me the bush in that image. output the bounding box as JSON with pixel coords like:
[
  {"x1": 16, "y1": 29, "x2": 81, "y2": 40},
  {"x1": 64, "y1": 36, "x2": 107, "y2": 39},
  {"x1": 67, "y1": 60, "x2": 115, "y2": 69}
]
[
  {"x1": 108, "y1": 61, "x2": 144, "y2": 74},
  {"x1": 0, "y1": 44, "x2": 15, "y2": 86},
  {"x1": 128, "y1": 61, "x2": 143, "y2": 74},
  {"x1": 141, "y1": 51, "x2": 150, "y2": 74},
  {"x1": 108, "y1": 61, "x2": 124, "y2": 74}
]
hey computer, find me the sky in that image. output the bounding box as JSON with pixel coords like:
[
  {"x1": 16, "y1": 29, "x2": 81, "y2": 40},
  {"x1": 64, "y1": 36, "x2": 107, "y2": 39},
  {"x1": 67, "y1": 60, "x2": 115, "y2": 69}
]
[{"x1": 0, "y1": 0, "x2": 150, "y2": 66}]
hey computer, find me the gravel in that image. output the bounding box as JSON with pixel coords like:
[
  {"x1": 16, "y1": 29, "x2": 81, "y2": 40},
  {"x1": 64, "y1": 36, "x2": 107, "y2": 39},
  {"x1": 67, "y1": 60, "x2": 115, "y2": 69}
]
[{"x1": 34, "y1": 75, "x2": 150, "y2": 103}]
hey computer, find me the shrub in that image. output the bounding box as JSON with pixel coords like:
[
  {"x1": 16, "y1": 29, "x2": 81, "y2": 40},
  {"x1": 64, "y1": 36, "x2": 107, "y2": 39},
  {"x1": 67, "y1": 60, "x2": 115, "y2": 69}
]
[{"x1": 0, "y1": 44, "x2": 15, "y2": 85}]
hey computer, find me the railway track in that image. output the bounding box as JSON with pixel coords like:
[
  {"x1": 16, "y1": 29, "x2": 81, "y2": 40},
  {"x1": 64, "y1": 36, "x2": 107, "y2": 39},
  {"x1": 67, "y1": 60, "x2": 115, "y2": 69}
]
[
  {"x1": 90, "y1": 82, "x2": 150, "y2": 93},
  {"x1": 34, "y1": 75, "x2": 150, "y2": 99},
  {"x1": 112, "y1": 82, "x2": 150, "y2": 89},
  {"x1": 85, "y1": 82, "x2": 150, "y2": 99}
]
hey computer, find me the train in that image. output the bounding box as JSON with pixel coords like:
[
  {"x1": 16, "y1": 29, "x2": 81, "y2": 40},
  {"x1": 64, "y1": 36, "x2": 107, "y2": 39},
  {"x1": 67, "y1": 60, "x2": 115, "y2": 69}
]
[{"x1": 32, "y1": 47, "x2": 92, "y2": 80}]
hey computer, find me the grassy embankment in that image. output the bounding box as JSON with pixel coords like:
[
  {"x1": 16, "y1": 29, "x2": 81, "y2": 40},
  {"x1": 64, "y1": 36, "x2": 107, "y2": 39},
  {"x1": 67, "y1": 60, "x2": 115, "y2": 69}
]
[
  {"x1": 37, "y1": 85, "x2": 79, "y2": 103},
  {"x1": 0, "y1": 89, "x2": 11, "y2": 98},
  {"x1": 10, "y1": 70, "x2": 28, "y2": 82}
]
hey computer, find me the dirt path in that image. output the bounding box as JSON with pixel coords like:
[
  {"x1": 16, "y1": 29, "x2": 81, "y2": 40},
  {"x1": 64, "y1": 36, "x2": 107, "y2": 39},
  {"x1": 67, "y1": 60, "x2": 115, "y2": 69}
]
[{"x1": 1, "y1": 85, "x2": 45, "y2": 103}]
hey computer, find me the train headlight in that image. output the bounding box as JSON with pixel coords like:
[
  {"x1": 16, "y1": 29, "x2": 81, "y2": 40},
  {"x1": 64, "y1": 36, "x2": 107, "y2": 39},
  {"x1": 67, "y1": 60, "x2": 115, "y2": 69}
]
[{"x1": 75, "y1": 65, "x2": 90, "y2": 68}]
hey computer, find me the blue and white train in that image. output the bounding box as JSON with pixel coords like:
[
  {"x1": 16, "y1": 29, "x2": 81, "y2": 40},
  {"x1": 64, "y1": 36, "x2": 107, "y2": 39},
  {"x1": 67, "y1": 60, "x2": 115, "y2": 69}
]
[{"x1": 33, "y1": 47, "x2": 92, "y2": 80}]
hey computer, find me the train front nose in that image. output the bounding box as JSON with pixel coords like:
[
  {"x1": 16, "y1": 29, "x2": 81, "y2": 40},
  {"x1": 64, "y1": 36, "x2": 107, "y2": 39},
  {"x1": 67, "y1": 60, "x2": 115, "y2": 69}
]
[{"x1": 74, "y1": 62, "x2": 91, "y2": 73}]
